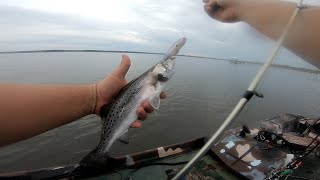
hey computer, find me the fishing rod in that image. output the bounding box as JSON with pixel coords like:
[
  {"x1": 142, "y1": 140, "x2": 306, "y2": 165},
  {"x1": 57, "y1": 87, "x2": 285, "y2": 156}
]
[
  {"x1": 264, "y1": 138, "x2": 320, "y2": 180},
  {"x1": 172, "y1": 0, "x2": 305, "y2": 179}
]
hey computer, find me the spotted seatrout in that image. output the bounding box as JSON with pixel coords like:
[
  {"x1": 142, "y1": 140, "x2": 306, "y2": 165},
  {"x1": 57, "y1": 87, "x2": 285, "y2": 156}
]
[{"x1": 80, "y1": 38, "x2": 187, "y2": 167}]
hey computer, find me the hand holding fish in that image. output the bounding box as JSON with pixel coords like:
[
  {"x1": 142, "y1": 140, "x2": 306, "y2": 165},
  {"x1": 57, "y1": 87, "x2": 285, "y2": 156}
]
[
  {"x1": 94, "y1": 54, "x2": 166, "y2": 128},
  {"x1": 0, "y1": 54, "x2": 166, "y2": 147},
  {"x1": 80, "y1": 38, "x2": 186, "y2": 167}
]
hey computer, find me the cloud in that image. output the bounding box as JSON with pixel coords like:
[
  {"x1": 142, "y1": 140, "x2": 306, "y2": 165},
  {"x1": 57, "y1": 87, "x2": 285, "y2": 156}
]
[
  {"x1": 0, "y1": 1, "x2": 316, "y2": 69},
  {"x1": 283, "y1": 0, "x2": 320, "y2": 5}
]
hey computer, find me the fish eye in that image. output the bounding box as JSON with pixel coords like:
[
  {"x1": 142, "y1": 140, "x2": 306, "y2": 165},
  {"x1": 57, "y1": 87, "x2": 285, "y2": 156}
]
[{"x1": 158, "y1": 74, "x2": 169, "y2": 82}]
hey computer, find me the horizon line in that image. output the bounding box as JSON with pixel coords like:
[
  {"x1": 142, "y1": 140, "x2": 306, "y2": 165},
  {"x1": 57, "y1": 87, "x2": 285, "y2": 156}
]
[{"x1": 0, "y1": 49, "x2": 319, "y2": 74}]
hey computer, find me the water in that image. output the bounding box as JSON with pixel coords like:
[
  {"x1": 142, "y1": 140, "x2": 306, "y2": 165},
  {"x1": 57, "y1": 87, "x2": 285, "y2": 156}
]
[{"x1": 0, "y1": 52, "x2": 320, "y2": 173}]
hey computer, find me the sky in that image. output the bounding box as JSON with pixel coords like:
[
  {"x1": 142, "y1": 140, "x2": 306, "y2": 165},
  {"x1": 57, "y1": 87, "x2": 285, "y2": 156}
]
[{"x1": 0, "y1": 0, "x2": 319, "y2": 68}]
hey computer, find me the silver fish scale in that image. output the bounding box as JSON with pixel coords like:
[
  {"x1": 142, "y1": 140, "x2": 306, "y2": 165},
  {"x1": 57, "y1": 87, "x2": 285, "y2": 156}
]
[
  {"x1": 97, "y1": 72, "x2": 149, "y2": 154},
  {"x1": 80, "y1": 38, "x2": 186, "y2": 167}
]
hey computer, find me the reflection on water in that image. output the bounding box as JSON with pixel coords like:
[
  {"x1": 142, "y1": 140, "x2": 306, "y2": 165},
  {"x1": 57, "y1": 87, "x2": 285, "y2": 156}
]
[{"x1": 0, "y1": 52, "x2": 319, "y2": 173}]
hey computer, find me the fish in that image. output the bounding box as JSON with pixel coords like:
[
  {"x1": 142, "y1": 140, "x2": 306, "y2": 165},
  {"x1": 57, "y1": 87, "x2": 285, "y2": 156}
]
[{"x1": 80, "y1": 38, "x2": 187, "y2": 168}]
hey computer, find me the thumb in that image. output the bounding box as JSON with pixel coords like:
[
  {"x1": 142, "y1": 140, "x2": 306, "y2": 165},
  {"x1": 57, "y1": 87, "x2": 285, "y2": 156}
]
[{"x1": 112, "y1": 54, "x2": 131, "y2": 79}]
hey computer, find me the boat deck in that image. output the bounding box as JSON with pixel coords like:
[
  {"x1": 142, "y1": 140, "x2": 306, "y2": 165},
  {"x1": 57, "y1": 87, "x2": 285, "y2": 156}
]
[
  {"x1": 94, "y1": 150, "x2": 241, "y2": 180},
  {"x1": 1, "y1": 142, "x2": 319, "y2": 180},
  {"x1": 90, "y1": 150, "x2": 320, "y2": 180}
]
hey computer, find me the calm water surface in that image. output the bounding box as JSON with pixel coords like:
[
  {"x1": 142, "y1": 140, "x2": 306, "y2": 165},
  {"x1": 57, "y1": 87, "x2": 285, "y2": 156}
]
[{"x1": 0, "y1": 52, "x2": 320, "y2": 173}]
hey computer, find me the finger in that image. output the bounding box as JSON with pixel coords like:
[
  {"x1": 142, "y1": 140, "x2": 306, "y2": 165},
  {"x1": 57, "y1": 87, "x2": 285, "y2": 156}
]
[
  {"x1": 208, "y1": 0, "x2": 219, "y2": 7},
  {"x1": 142, "y1": 101, "x2": 155, "y2": 113},
  {"x1": 131, "y1": 121, "x2": 142, "y2": 128},
  {"x1": 137, "y1": 107, "x2": 147, "y2": 120},
  {"x1": 204, "y1": 0, "x2": 220, "y2": 11},
  {"x1": 204, "y1": 4, "x2": 217, "y2": 19},
  {"x1": 160, "y1": 92, "x2": 167, "y2": 99},
  {"x1": 204, "y1": 3, "x2": 213, "y2": 13},
  {"x1": 112, "y1": 54, "x2": 131, "y2": 79}
]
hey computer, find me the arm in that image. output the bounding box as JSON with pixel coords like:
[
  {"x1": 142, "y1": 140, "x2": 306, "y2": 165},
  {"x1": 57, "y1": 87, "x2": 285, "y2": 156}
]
[
  {"x1": 0, "y1": 55, "x2": 164, "y2": 147},
  {"x1": 203, "y1": 0, "x2": 320, "y2": 68},
  {"x1": 0, "y1": 83, "x2": 94, "y2": 147}
]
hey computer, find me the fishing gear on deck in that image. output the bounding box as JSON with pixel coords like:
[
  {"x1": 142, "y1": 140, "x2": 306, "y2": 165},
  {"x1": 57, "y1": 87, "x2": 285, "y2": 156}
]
[
  {"x1": 254, "y1": 131, "x2": 306, "y2": 153},
  {"x1": 263, "y1": 131, "x2": 320, "y2": 180}
]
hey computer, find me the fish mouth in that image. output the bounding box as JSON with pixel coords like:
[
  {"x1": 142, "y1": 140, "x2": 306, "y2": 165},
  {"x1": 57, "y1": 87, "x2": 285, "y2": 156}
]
[{"x1": 180, "y1": 38, "x2": 187, "y2": 46}]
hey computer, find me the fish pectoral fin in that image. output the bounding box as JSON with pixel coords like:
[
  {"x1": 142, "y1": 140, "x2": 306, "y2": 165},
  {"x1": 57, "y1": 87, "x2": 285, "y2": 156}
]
[
  {"x1": 118, "y1": 131, "x2": 129, "y2": 144},
  {"x1": 150, "y1": 96, "x2": 160, "y2": 110}
]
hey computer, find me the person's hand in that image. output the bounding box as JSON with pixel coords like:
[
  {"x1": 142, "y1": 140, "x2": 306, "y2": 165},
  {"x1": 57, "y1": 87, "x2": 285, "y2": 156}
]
[
  {"x1": 93, "y1": 54, "x2": 166, "y2": 128},
  {"x1": 203, "y1": 0, "x2": 242, "y2": 23}
]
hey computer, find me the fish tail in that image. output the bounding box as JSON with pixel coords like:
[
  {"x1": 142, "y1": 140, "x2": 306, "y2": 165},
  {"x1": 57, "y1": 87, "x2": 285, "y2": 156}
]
[{"x1": 80, "y1": 147, "x2": 116, "y2": 169}]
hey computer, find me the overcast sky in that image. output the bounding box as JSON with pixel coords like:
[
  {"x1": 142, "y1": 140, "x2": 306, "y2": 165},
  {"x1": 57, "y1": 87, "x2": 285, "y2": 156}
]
[{"x1": 0, "y1": 0, "x2": 319, "y2": 68}]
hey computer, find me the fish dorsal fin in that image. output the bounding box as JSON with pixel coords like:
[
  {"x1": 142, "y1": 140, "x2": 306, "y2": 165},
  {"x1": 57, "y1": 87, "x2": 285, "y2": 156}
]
[
  {"x1": 150, "y1": 96, "x2": 160, "y2": 110},
  {"x1": 117, "y1": 131, "x2": 129, "y2": 144},
  {"x1": 99, "y1": 99, "x2": 116, "y2": 118}
]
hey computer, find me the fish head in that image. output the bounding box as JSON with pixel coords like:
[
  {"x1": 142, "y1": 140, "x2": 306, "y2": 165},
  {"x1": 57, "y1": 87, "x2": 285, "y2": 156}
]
[
  {"x1": 152, "y1": 38, "x2": 186, "y2": 83},
  {"x1": 152, "y1": 60, "x2": 175, "y2": 83},
  {"x1": 170, "y1": 37, "x2": 186, "y2": 56}
]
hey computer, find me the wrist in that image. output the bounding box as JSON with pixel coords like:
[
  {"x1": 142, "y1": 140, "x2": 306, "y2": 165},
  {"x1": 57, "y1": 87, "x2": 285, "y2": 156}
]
[
  {"x1": 90, "y1": 83, "x2": 98, "y2": 115},
  {"x1": 235, "y1": 0, "x2": 253, "y2": 22}
]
